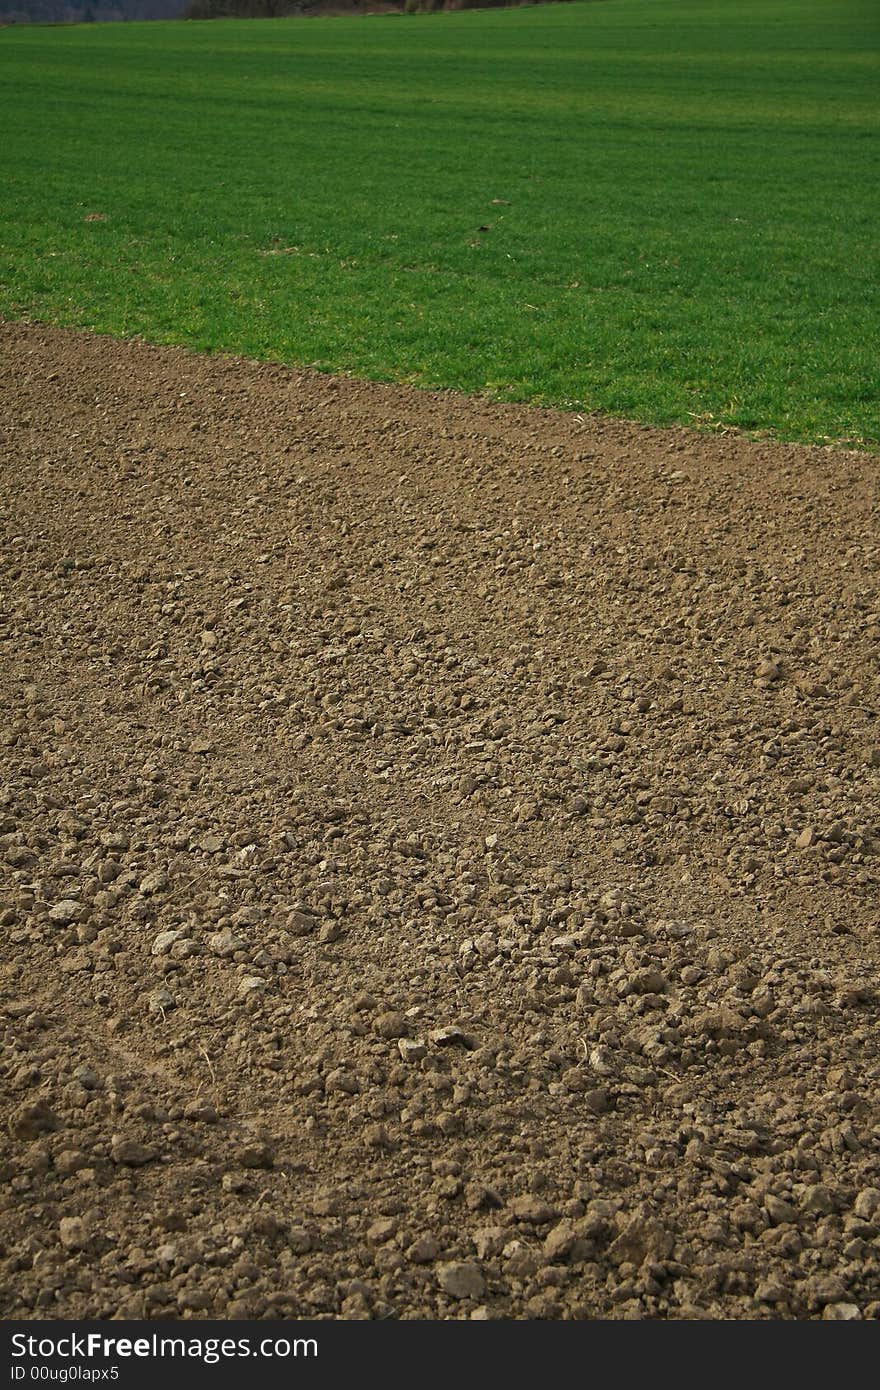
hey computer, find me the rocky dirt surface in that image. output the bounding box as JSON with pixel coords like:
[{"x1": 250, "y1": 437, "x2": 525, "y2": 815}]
[{"x1": 1, "y1": 320, "x2": 879, "y2": 1321}]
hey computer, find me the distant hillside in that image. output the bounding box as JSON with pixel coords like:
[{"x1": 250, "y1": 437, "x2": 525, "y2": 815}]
[
  {"x1": 0, "y1": 0, "x2": 185, "y2": 19},
  {"x1": 0, "y1": 0, "x2": 564, "y2": 21}
]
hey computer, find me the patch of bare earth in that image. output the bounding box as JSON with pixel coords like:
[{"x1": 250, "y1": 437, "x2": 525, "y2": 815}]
[{"x1": 1, "y1": 320, "x2": 879, "y2": 1321}]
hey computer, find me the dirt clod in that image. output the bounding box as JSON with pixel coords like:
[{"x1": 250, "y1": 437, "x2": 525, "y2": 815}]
[{"x1": 437, "y1": 1262, "x2": 486, "y2": 1301}]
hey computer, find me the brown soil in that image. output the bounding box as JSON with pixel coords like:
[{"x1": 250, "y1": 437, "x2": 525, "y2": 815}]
[{"x1": 2, "y1": 319, "x2": 879, "y2": 1322}]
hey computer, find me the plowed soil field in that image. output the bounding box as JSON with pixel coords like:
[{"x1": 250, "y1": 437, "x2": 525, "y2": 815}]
[{"x1": 2, "y1": 321, "x2": 879, "y2": 1320}]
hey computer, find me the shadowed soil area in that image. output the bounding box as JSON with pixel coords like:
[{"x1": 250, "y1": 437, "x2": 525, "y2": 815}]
[{"x1": 1, "y1": 320, "x2": 879, "y2": 1320}]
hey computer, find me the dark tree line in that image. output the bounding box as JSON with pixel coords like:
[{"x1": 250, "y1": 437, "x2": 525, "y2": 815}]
[{"x1": 183, "y1": 0, "x2": 554, "y2": 19}]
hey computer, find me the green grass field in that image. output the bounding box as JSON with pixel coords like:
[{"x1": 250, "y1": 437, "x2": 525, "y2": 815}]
[{"x1": 1, "y1": 0, "x2": 878, "y2": 445}]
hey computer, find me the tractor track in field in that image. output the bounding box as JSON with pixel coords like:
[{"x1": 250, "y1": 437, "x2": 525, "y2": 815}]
[{"x1": 2, "y1": 320, "x2": 879, "y2": 1320}]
